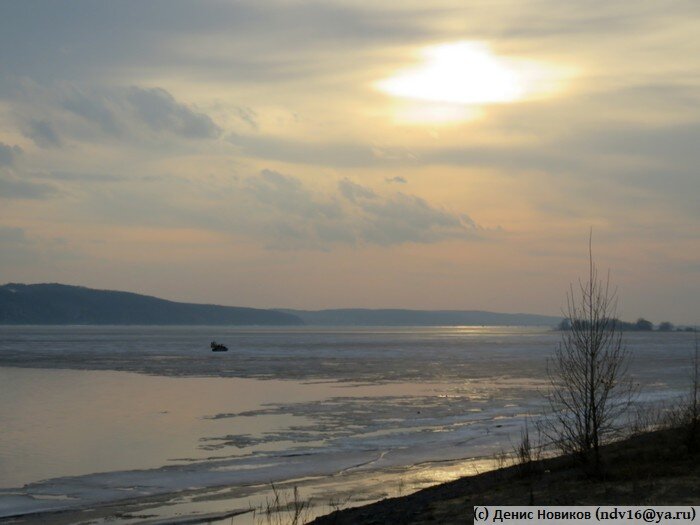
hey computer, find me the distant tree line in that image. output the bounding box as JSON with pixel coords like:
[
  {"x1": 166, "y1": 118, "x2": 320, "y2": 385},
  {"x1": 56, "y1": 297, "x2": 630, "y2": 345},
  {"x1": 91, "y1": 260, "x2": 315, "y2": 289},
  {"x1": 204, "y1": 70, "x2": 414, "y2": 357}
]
[{"x1": 558, "y1": 317, "x2": 693, "y2": 332}]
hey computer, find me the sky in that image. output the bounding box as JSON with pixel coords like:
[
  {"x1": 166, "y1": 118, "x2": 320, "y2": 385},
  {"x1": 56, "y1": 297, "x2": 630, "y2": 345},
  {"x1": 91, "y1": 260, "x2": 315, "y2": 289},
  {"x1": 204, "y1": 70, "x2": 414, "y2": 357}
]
[{"x1": 0, "y1": 0, "x2": 699, "y2": 323}]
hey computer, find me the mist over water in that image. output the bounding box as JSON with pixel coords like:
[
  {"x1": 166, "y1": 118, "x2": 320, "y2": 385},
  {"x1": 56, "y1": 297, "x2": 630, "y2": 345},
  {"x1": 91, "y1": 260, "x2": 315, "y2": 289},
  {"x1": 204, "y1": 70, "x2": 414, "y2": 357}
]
[{"x1": 0, "y1": 326, "x2": 694, "y2": 521}]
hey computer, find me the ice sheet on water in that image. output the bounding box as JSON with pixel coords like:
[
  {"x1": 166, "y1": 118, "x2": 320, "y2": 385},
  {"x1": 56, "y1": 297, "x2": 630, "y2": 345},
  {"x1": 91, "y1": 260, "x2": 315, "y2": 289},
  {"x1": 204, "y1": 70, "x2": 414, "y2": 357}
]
[
  {"x1": 0, "y1": 375, "x2": 545, "y2": 519},
  {"x1": 0, "y1": 325, "x2": 561, "y2": 382},
  {"x1": 0, "y1": 446, "x2": 390, "y2": 519},
  {"x1": 0, "y1": 326, "x2": 692, "y2": 386},
  {"x1": 199, "y1": 384, "x2": 542, "y2": 454},
  {"x1": 1, "y1": 326, "x2": 696, "y2": 521}
]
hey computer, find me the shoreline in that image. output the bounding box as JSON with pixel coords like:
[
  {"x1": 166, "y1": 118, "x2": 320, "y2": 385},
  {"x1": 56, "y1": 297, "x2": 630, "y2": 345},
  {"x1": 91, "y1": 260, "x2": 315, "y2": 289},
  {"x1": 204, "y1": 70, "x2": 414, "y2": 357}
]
[
  {"x1": 310, "y1": 426, "x2": 700, "y2": 524},
  {"x1": 3, "y1": 427, "x2": 698, "y2": 524},
  {"x1": 0, "y1": 453, "x2": 503, "y2": 524}
]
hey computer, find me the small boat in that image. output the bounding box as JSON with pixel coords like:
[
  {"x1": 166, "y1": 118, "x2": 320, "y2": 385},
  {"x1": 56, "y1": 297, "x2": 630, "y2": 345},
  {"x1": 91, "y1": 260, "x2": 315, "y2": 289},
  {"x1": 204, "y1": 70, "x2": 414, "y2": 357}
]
[{"x1": 210, "y1": 341, "x2": 228, "y2": 352}]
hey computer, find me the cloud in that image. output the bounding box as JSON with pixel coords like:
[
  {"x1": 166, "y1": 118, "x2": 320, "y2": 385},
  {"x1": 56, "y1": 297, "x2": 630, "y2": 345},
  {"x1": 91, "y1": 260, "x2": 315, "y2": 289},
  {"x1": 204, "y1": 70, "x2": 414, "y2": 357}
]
[
  {"x1": 24, "y1": 119, "x2": 62, "y2": 148},
  {"x1": 246, "y1": 169, "x2": 341, "y2": 220},
  {"x1": 228, "y1": 132, "x2": 424, "y2": 168},
  {"x1": 0, "y1": 142, "x2": 22, "y2": 166},
  {"x1": 0, "y1": 174, "x2": 56, "y2": 199},
  {"x1": 563, "y1": 121, "x2": 700, "y2": 161},
  {"x1": 49, "y1": 171, "x2": 126, "y2": 183},
  {"x1": 244, "y1": 170, "x2": 477, "y2": 248},
  {"x1": 232, "y1": 106, "x2": 258, "y2": 130},
  {"x1": 0, "y1": 226, "x2": 27, "y2": 243},
  {"x1": 339, "y1": 182, "x2": 477, "y2": 246},
  {"x1": 0, "y1": 138, "x2": 58, "y2": 199},
  {"x1": 338, "y1": 178, "x2": 377, "y2": 202},
  {"x1": 0, "y1": 227, "x2": 31, "y2": 266},
  {"x1": 0, "y1": 226, "x2": 80, "y2": 268},
  {"x1": 371, "y1": 146, "x2": 416, "y2": 162},
  {"x1": 228, "y1": 133, "x2": 381, "y2": 167},
  {"x1": 125, "y1": 86, "x2": 221, "y2": 139},
  {"x1": 0, "y1": 2, "x2": 434, "y2": 86},
  {"x1": 61, "y1": 88, "x2": 122, "y2": 135},
  {"x1": 7, "y1": 80, "x2": 222, "y2": 147},
  {"x1": 385, "y1": 176, "x2": 407, "y2": 184}
]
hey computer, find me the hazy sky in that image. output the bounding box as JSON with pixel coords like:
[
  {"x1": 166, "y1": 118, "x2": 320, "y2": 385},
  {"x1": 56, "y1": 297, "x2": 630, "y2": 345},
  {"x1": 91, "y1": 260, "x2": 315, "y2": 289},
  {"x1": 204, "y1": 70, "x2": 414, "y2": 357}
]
[{"x1": 1, "y1": 1, "x2": 699, "y2": 323}]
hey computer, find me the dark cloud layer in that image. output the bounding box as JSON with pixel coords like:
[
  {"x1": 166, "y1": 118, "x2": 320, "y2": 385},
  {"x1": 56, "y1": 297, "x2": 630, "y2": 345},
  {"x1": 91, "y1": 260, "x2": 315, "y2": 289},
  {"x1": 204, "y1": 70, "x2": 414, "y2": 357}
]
[
  {"x1": 61, "y1": 89, "x2": 122, "y2": 135},
  {"x1": 0, "y1": 1, "x2": 432, "y2": 84},
  {"x1": 125, "y1": 87, "x2": 221, "y2": 139},
  {"x1": 8, "y1": 81, "x2": 221, "y2": 147}
]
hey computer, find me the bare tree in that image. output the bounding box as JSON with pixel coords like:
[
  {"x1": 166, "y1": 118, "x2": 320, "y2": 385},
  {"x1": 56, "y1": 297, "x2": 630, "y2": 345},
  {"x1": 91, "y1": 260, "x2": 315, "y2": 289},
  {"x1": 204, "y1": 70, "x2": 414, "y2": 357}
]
[{"x1": 546, "y1": 235, "x2": 634, "y2": 471}]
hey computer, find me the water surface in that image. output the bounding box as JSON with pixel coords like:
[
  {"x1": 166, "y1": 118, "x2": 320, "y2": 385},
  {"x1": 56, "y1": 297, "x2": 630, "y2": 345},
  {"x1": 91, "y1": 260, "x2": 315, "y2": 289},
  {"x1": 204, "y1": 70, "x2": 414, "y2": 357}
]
[{"x1": 0, "y1": 326, "x2": 694, "y2": 522}]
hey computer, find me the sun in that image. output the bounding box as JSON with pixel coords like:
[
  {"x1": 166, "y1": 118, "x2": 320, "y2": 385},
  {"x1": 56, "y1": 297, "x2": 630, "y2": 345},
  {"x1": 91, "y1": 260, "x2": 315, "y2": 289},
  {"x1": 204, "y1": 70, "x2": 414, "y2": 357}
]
[{"x1": 376, "y1": 41, "x2": 569, "y2": 118}]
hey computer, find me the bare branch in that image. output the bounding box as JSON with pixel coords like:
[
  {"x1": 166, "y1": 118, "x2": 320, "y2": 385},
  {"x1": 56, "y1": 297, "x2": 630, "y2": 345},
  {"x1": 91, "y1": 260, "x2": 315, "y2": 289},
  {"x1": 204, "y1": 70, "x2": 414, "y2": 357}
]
[{"x1": 546, "y1": 232, "x2": 635, "y2": 472}]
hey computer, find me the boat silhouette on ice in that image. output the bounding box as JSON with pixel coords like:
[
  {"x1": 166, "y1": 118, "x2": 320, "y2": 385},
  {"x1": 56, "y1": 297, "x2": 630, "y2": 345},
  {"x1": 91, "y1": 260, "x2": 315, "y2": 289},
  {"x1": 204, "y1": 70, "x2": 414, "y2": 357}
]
[{"x1": 210, "y1": 341, "x2": 228, "y2": 352}]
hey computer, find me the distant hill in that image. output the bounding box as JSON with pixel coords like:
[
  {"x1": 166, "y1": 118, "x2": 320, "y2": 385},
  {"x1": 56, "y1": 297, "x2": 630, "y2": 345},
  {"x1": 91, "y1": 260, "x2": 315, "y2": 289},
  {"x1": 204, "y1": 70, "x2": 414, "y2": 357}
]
[
  {"x1": 0, "y1": 283, "x2": 562, "y2": 327},
  {"x1": 278, "y1": 308, "x2": 562, "y2": 327},
  {"x1": 0, "y1": 283, "x2": 303, "y2": 325}
]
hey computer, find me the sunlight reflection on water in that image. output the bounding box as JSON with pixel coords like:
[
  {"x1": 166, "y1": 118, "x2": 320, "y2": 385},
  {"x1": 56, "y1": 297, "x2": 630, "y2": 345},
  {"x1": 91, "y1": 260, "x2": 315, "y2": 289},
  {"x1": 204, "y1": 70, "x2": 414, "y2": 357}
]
[{"x1": 0, "y1": 326, "x2": 695, "y2": 521}]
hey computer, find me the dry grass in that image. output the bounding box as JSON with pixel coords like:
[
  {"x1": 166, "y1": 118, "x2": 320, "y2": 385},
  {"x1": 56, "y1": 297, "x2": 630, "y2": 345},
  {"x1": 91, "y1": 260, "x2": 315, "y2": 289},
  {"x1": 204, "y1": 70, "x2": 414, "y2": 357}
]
[{"x1": 252, "y1": 484, "x2": 311, "y2": 525}]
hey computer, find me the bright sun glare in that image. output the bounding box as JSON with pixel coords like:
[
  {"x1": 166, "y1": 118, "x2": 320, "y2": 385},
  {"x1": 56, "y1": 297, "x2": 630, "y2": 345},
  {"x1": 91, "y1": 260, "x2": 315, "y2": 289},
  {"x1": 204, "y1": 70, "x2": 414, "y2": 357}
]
[{"x1": 376, "y1": 41, "x2": 569, "y2": 121}]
